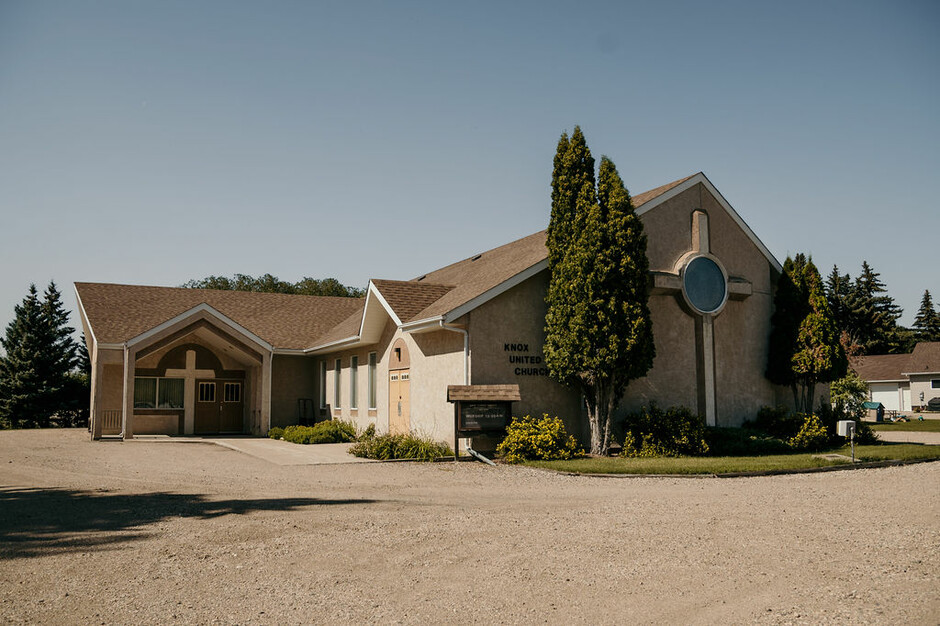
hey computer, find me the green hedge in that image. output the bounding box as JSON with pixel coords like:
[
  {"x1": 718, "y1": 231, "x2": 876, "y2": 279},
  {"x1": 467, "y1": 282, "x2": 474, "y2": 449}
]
[{"x1": 276, "y1": 420, "x2": 357, "y2": 445}]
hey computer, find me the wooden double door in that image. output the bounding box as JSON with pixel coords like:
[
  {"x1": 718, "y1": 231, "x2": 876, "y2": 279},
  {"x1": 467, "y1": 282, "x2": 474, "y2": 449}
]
[
  {"x1": 388, "y1": 369, "x2": 411, "y2": 434},
  {"x1": 195, "y1": 379, "x2": 244, "y2": 434}
]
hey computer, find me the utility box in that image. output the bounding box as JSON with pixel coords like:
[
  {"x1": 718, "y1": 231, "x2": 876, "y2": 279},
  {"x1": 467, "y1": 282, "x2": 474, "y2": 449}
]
[{"x1": 837, "y1": 420, "x2": 856, "y2": 437}]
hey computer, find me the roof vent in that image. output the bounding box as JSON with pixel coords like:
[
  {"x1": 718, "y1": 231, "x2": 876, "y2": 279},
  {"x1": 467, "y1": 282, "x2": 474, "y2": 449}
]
[
  {"x1": 471, "y1": 254, "x2": 482, "y2": 261},
  {"x1": 416, "y1": 275, "x2": 426, "y2": 281}
]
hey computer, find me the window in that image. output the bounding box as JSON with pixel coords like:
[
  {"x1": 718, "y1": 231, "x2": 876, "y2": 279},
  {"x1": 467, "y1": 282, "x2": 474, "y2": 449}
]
[
  {"x1": 350, "y1": 356, "x2": 359, "y2": 410},
  {"x1": 932, "y1": 380, "x2": 940, "y2": 389},
  {"x1": 158, "y1": 378, "x2": 184, "y2": 408},
  {"x1": 319, "y1": 361, "x2": 327, "y2": 408},
  {"x1": 134, "y1": 378, "x2": 157, "y2": 408},
  {"x1": 334, "y1": 359, "x2": 342, "y2": 409},
  {"x1": 368, "y1": 352, "x2": 377, "y2": 410},
  {"x1": 682, "y1": 255, "x2": 727, "y2": 315},
  {"x1": 198, "y1": 382, "x2": 216, "y2": 402},
  {"x1": 223, "y1": 382, "x2": 241, "y2": 403},
  {"x1": 134, "y1": 377, "x2": 184, "y2": 409}
]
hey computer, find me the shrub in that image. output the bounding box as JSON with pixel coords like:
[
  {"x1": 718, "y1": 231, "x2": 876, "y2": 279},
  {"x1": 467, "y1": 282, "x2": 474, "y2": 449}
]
[
  {"x1": 360, "y1": 423, "x2": 376, "y2": 440},
  {"x1": 496, "y1": 414, "x2": 581, "y2": 464},
  {"x1": 267, "y1": 427, "x2": 284, "y2": 440},
  {"x1": 787, "y1": 413, "x2": 830, "y2": 451},
  {"x1": 620, "y1": 405, "x2": 709, "y2": 457},
  {"x1": 704, "y1": 427, "x2": 791, "y2": 456},
  {"x1": 348, "y1": 432, "x2": 451, "y2": 461},
  {"x1": 816, "y1": 401, "x2": 878, "y2": 445},
  {"x1": 746, "y1": 405, "x2": 805, "y2": 440},
  {"x1": 281, "y1": 420, "x2": 357, "y2": 445}
]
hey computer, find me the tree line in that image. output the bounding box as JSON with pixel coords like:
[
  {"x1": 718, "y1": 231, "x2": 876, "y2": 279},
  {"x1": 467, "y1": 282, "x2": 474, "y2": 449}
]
[{"x1": 181, "y1": 274, "x2": 364, "y2": 298}]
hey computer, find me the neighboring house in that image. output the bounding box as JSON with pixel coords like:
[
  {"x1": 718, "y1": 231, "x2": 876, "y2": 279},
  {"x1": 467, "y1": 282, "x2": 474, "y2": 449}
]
[
  {"x1": 850, "y1": 342, "x2": 940, "y2": 412},
  {"x1": 76, "y1": 172, "x2": 789, "y2": 443}
]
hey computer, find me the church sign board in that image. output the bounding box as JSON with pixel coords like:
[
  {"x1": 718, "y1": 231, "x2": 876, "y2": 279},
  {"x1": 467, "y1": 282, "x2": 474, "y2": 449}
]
[{"x1": 447, "y1": 384, "x2": 522, "y2": 454}]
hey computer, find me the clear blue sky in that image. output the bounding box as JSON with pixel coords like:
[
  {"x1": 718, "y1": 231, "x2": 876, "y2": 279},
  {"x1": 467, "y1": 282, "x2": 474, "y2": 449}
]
[{"x1": 1, "y1": 0, "x2": 937, "y2": 340}]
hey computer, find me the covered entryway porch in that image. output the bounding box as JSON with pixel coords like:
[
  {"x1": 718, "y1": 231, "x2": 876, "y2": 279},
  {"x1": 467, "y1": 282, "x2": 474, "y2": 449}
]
[{"x1": 89, "y1": 304, "x2": 274, "y2": 440}]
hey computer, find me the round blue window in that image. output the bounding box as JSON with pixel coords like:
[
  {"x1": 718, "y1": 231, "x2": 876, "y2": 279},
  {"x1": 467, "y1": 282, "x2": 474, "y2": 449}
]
[{"x1": 683, "y1": 256, "x2": 727, "y2": 314}]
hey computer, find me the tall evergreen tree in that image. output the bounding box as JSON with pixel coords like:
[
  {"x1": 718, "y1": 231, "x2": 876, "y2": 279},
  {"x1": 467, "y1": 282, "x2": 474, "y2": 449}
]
[
  {"x1": 849, "y1": 261, "x2": 903, "y2": 354},
  {"x1": 791, "y1": 260, "x2": 848, "y2": 412},
  {"x1": 913, "y1": 290, "x2": 940, "y2": 343},
  {"x1": 546, "y1": 127, "x2": 594, "y2": 270},
  {"x1": 0, "y1": 282, "x2": 78, "y2": 428},
  {"x1": 768, "y1": 255, "x2": 846, "y2": 412},
  {"x1": 544, "y1": 129, "x2": 655, "y2": 456},
  {"x1": 825, "y1": 264, "x2": 853, "y2": 337},
  {"x1": 767, "y1": 254, "x2": 809, "y2": 401}
]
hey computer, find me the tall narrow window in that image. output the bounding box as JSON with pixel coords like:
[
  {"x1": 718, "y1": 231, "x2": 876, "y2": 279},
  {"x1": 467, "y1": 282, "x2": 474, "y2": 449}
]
[
  {"x1": 334, "y1": 358, "x2": 342, "y2": 409},
  {"x1": 350, "y1": 356, "x2": 359, "y2": 410},
  {"x1": 319, "y1": 361, "x2": 327, "y2": 408},
  {"x1": 368, "y1": 352, "x2": 377, "y2": 410}
]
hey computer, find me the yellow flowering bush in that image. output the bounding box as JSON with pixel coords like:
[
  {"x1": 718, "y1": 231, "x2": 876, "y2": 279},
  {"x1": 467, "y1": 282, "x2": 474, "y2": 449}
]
[
  {"x1": 787, "y1": 413, "x2": 830, "y2": 451},
  {"x1": 497, "y1": 414, "x2": 581, "y2": 464}
]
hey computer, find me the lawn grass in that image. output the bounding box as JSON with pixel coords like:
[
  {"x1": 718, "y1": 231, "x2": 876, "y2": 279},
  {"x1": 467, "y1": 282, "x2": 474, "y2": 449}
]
[
  {"x1": 525, "y1": 443, "x2": 940, "y2": 475},
  {"x1": 869, "y1": 420, "x2": 940, "y2": 432}
]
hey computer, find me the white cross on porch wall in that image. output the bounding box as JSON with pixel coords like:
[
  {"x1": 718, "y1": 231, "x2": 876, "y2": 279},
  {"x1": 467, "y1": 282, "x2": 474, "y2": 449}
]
[
  {"x1": 164, "y1": 349, "x2": 217, "y2": 435},
  {"x1": 122, "y1": 348, "x2": 215, "y2": 438}
]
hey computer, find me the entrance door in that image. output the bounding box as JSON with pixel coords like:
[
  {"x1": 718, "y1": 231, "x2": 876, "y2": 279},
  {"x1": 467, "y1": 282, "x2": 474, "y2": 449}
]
[
  {"x1": 195, "y1": 380, "x2": 220, "y2": 434},
  {"x1": 220, "y1": 381, "x2": 244, "y2": 433},
  {"x1": 194, "y1": 379, "x2": 245, "y2": 434},
  {"x1": 389, "y1": 369, "x2": 410, "y2": 434}
]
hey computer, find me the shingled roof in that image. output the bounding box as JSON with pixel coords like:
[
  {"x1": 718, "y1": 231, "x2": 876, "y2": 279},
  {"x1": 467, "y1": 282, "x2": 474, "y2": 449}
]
[
  {"x1": 371, "y1": 280, "x2": 455, "y2": 323},
  {"x1": 850, "y1": 353, "x2": 912, "y2": 382},
  {"x1": 78, "y1": 173, "x2": 711, "y2": 353},
  {"x1": 76, "y1": 283, "x2": 363, "y2": 350},
  {"x1": 905, "y1": 342, "x2": 940, "y2": 375}
]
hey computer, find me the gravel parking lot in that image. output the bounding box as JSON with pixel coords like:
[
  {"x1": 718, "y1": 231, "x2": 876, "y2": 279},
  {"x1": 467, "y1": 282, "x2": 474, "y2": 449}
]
[{"x1": 1, "y1": 429, "x2": 938, "y2": 624}]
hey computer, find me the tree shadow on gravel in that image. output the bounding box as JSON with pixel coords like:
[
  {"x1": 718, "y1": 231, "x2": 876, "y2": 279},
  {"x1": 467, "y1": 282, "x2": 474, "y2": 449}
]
[{"x1": 0, "y1": 486, "x2": 377, "y2": 560}]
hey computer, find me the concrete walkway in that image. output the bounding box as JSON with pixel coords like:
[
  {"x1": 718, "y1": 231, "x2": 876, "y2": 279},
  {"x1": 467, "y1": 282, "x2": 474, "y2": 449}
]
[
  {"x1": 875, "y1": 431, "x2": 940, "y2": 445},
  {"x1": 129, "y1": 435, "x2": 375, "y2": 465}
]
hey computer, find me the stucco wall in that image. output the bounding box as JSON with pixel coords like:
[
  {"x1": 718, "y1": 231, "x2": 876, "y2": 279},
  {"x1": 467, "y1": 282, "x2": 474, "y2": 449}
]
[
  {"x1": 467, "y1": 271, "x2": 584, "y2": 439},
  {"x1": 319, "y1": 325, "x2": 392, "y2": 433},
  {"x1": 271, "y1": 355, "x2": 318, "y2": 428},
  {"x1": 319, "y1": 320, "x2": 463, "y2": 442}
]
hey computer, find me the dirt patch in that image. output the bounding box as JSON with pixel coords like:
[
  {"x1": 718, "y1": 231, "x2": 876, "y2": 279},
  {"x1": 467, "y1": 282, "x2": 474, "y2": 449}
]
[{"x1": 1, "y1": 429, "x2": 938, "y2": 624}]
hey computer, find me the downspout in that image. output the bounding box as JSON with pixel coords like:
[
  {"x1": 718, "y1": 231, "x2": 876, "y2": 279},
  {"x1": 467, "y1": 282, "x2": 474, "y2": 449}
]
[
  {"x1": 439, "y1": 320, "x2": 493, "y2": 465},
  {"x1": 438, "y1": 320, "x2": 468, "y2": 385}
]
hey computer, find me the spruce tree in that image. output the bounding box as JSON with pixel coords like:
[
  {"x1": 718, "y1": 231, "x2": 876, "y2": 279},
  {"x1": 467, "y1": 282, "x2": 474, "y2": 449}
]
[
  {"x1": 825, "y1": 265, "x2": 853, "y2": 337},
  {"x1": 913, "y1": 290, "x2": 940, "y2": 343},
  {"x1": 850, "y1": 261, "x2": 904, "y2": 354},
  {"x1": 0, "y1": 282, "x2": 78, "y2": 428},
  {"x1": 544, "y1": 129, "x2": 655, "y2": 455}
]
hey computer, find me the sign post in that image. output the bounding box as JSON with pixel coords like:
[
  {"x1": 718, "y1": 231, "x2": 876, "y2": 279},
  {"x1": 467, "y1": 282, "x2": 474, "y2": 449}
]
[
  {"x1": 837, "y1": 420, "x2": 856, "y2": 462},
  {"x1": 447, "y1": 385, "x2": 521, "y2": 462}
]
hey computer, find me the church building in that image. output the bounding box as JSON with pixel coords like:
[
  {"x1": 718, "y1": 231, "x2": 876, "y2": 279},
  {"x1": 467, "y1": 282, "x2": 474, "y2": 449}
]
[{"x1": 76, "y1": 172, "x2": 786, "y2": 443}]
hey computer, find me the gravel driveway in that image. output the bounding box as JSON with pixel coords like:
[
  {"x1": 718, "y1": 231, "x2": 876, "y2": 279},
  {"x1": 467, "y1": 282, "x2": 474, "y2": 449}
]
[{"x1": 1, "y1": 429, "x2": 938, "y2": 624}]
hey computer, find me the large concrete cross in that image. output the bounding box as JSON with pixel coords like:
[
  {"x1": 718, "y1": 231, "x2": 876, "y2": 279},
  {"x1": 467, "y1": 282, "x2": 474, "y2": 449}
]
[{"x1": 650, "y1": 210, "x2": 752, "y2": 426}]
